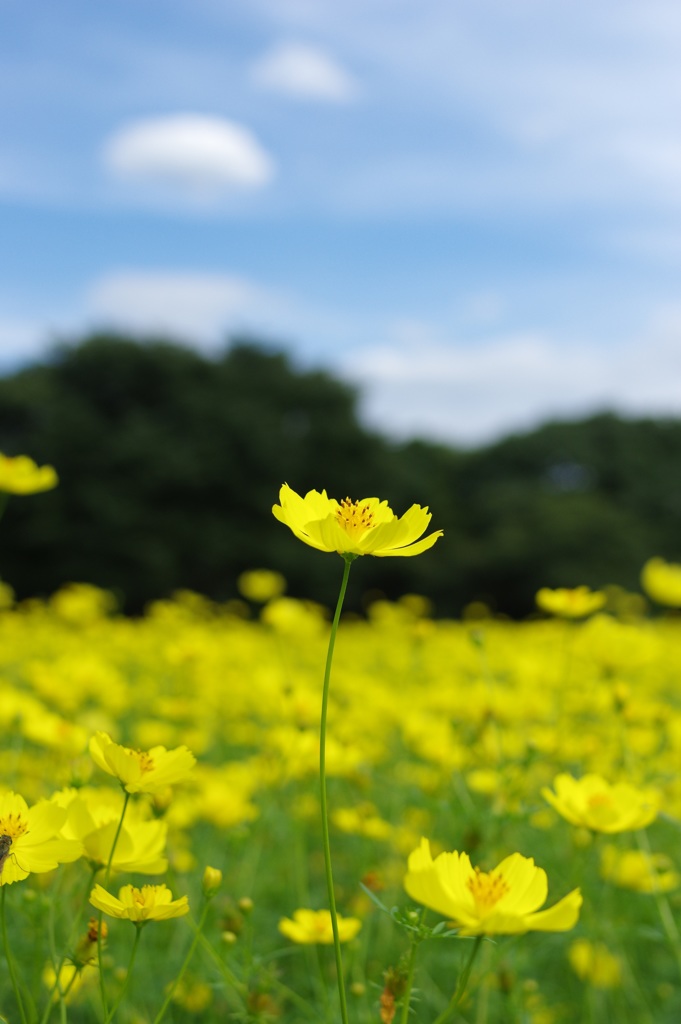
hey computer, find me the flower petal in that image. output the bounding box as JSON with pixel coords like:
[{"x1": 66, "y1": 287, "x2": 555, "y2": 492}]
[
  {"x1": 524, "y1": 889, "x2": 583, "y2": 932},
  {"x1": 372, "y1": 530, "x2": 444, "y2": 557}
]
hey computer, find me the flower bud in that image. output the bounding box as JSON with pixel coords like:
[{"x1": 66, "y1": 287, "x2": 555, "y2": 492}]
[
  {"x1": 202, "y1": 866, "x2": 223, "y2": 898},
  {"x1": 73, "y1": 918, "x2": 107, "y2": 966}
]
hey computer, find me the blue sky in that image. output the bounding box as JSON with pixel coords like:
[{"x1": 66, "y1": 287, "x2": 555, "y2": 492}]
[{"x1": 2, "y1": 0, "x2": 681, "y2": 444}]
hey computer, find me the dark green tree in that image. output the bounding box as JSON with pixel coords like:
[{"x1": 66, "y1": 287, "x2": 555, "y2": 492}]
[
  {"x1": 0, "y1": 335, "x2": 426, "y2": 610},
  {"x1": 1, "y1": 335, "x2": 681, "y2": 616}
]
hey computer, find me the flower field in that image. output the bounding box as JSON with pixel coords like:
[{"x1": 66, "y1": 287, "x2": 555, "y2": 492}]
[{"x1": 3, "y1": 572, "x2": 681, "y2": 1023}]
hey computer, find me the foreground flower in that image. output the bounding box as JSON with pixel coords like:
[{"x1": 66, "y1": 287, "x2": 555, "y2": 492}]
[
  {"x1": 535, "y1": 586, "x2": 606, "y2": 618},
  {"x1": 600, "y1": 844, "x2": 679, "y2": 893},
  {"x1": 542, "y1": 773, "x2": 659, "y2": 833},
  {"x1": 272, "y1": 484, "x2": 442, "y2": 557},
  {"x1": 278, "y1": 908, "x2": 362, "y2": 944},
  {"x1": 0, "y1": 452, "x2": 58, "y2": 494},
  {"x1": 89, "y1": 883, "x2": 189, "y2": 922},
  {"x1": 641, "y1": 557, "x2": 681, "y2": 608},
  {"x1": 0, "y1": 791, "x2": 81, "y2": 885},
  {"x1": 404, "y1": 838, "x2": 582, "y2": 936},
  {"x1": 89, "y1": 732, "x2": 196, "y2": 794}
]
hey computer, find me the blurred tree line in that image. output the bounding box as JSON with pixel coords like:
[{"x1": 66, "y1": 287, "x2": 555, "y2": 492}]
[{"x1": 1, "y1": 334, "x2": 680, "y2": 617}]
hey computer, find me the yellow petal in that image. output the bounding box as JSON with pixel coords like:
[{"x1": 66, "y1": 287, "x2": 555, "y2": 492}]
[
  {"x1": 372, "y1": 530, "x2": 443, "y2": 558},
  {"x1": 525, "y1": 888, "x2": 583, "y2": 932}
]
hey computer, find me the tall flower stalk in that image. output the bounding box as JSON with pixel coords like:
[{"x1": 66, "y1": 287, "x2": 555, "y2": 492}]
[
  {"x1": 319, "y1": 553, "x2": 355, "y2": 1024},
  {"x1": 273, "y1": 485, "x2": 442, "y2": 1021}
]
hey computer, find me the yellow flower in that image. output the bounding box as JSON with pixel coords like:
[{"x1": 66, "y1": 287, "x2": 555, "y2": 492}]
[
  {"x1": 278, "y1": 908, "x2": 362, "y2": 944},
  {"x1": 42, "y1": 962, "x2": 98, "y2": 1005},
  {"x1": 535, "y1": 586, "x2": 606, "y2": 618},
  {"x1": 89, "y1": 732, "x2": 196, "y2": 794},
  {"x1": 53, "y1": 788, "x2": 168, "y2": 874},
  {"x1": 403, "y1": 838, "x2": 581, "y2": 936},
  {"x1": 600, "y1": 844, "x2": 679, "y2": 893},
  {"x1": 202, "y1": 865, "x2": 223, "y2": 897},
  {"x1": 332, "y1": 804, "x2": 394, "y2": 841},
  {"x1": 0, "y1": 791, "x2": 81, "y2": 886},
  {"x1": 0, "y1": 453, "x2": 58, "y2": 494},
  {"x1": 542, "y1": 773, "x2": 659, "y2": 833},
  {"x1": 170, "y1": 976, "x2": 213, "y2": 1013},
  {"x1": 272, "y1": 484, "x2": 442, "y2": 557},
  {"x1": 89, "y1": 883, "x2": 189, "y2": 922},
  {"x1": 237, "y1": 569, "x2": 286, "y2": 602},
  {"x1": 568, "y1": 939, "x2": 622, "y2": 988},
  {"x1": 641, "y1": 557, "x2": 681, "y2": 607}
]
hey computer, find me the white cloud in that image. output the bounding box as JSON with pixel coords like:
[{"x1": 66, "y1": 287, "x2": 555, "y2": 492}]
[
  {"x1": 85, "y1": 270, "x2": 283, "y2": 346},
  {"x1": 343, "y1": 317, "x2": 681, "y2": 445},
  {"x1": 252, "y1": 42, "x2": 358, "y2": 101},
  {"x1": 102, "y1": 115, "x2": 275, "y2": 195}
]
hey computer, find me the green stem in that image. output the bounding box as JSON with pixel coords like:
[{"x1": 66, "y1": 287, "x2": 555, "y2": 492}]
[
  {"x1": 97, "y1": 790, "x2": 131, "y2": 1019},
  {"x1": 319, "y1": 554, "x2": 355, "y2": 1024},
  {"x1": 102, "y1": 924, "x2": 143, "y2": 1024},
  {"x1": 399, "y1": 919, "x2": 424, "y2": 1024},
  {"x1": 1, "y1": 885, "x2": 29, "y2": 1024},
  {"x1": 433, "y1": 936, "x2": 483, "y2": 1024},
  {"x1": 57, "y1": 967, "x2": 80, "y2": 1024},
  {"x1": 194, "y1": 931, "x2": 248, "y2": 1013},
  {"x1": 152, "y1": 902, "x2": 210, "y2": 1024},
  {"x1": 635, "y1": 828, "x2": 681, "y2": 981},
  {"x1": 103, "y1": 791, "x2": 131, "y2": 889},
  {"x1": 196, "y1": 927, "x2": 317, "y2": 1020},
  {"x1": 39, "y1": 865, "x2": 99, "y2": 1024}
]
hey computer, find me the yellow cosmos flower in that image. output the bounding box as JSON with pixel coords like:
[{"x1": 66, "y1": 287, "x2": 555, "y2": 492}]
[
  {"x1": 0, "y1": 791, "x2": 81, "y2": 885},
  {"x1": 535, "y1": 586, "x2": 606, "y2": 618},
  {"x1": 42, "y1": 962, "x2": 98, "y2": 1005},
  {"x1": 641, "y1": 557, "x2": 681, "y2": 607},
  {"x1": 278, "y1": 908, "x2": 362, "y2": 944},
  {"x1": 237, "y1": 568, "x2": 286, "y2": 602},
  {"x1": 600, "y1": 844, "x2": 679, "y2": 893},
  {"x1": 404, "y1": 838, "x2": 582, "y2": 936},
  {"x1": 171, "y1": 977, "x2": 213, "y2": 1013},
  {"x1": 89, "y1": 883, "x2": 189, "y2": 922},
  {"x1": 542, "y1": 773, "x2": 659, "y2": 833},
  {"x1": 89, "y1": 732, "x2": 196, "y2": 794},
  {"x1": 568, "y1": 939, "x2": 622, "y2": 989},
  {"x1": 53, "y1": 788, "x2": 168, "y2": 874},
  {"x1": 0, "y1": 453, "x2": 58, "y2": 494},
  {"x1": 272, "y1": 484, "x2": 442, "y2": 557}
]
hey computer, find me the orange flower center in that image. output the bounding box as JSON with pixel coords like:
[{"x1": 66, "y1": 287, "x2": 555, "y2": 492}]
[
  {"x1": 587, "y1": 793, "x2": 612, "y2": 809},
  {"x1": 467, "y1": 867, "x2": 509, "y2": 913},
  {"x1": 335, "y1": 498, "x2": 375, "y2": 538}
]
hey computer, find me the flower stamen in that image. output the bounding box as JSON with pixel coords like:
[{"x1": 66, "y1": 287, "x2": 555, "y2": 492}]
[
  {"x1": 136, "y1": 752, "x2": 155, "y2": 774},
  {"x1": 0, "y1": 814, "x2": 28, "y2": 841},
  {"x1": 335, "y1": 498, "x2": 375, "y2": 538},
  {"x1": 467, "y1": 867, "x2": 509, "y2": 913}
]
